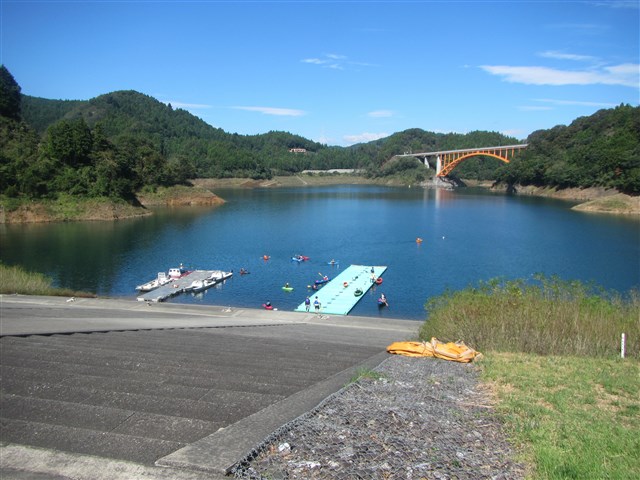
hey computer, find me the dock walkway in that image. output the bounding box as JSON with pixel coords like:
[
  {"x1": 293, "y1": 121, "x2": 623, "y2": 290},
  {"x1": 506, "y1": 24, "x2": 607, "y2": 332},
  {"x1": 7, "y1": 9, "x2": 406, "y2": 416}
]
[
  {"x1": 136, "y1": 270, "x2": 230, "y2": 303},
  {"x1": 295, "y1": 264, "x2": 387, "y2": 315}
]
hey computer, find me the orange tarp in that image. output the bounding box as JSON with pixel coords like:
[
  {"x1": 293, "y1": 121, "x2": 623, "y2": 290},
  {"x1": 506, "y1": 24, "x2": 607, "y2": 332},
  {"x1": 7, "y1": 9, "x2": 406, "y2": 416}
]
[{"x1": 386, "y1": 338, "x2": 482, "y2": 363}]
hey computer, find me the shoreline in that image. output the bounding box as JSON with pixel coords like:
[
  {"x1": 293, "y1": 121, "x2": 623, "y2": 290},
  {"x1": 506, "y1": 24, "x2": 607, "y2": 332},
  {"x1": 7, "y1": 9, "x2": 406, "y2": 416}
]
[{"x1": 2, "y1": 175, "x2": 637, "y2": 224}]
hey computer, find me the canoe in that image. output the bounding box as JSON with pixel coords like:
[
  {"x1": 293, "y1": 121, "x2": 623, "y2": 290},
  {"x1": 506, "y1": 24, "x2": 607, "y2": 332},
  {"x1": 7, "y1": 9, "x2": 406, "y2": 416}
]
[{"x1": 315, "y1": 278, "x2": 330, "y2": 285}]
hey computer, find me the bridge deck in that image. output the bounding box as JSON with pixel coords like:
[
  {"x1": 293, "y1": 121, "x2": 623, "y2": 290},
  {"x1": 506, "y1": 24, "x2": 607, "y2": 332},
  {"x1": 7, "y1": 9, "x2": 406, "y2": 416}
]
[
  {"x1": 396, "y1": 143, "x2": 528, "y2": 157},
  {"x1": 295, "y1": 264, "x2": 387, "y2": 315}
]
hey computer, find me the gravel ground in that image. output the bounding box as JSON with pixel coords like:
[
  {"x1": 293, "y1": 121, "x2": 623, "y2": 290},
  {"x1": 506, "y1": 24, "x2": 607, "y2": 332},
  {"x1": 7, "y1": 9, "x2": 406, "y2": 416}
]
[{"x1": 231, "y1": 355, "x2": 526, "y2": 480}]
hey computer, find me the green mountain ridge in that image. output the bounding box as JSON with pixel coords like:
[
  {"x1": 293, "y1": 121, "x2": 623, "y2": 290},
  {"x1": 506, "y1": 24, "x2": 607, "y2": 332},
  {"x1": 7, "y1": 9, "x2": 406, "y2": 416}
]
[
  {"x1": 19, "y1": 88, "x2": 521, "y2": 177},
  {"x1": 2, "y1": 64, "x2": 639, "y2": 203}
]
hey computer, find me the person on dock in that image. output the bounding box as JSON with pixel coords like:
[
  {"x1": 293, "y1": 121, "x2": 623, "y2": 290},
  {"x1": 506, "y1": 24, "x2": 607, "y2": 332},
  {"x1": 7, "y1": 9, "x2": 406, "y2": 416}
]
[
  {"x1": 314, "y1": 296, "x2": 321, "y2": 313},
  {"x1": 305, "y1": 296, "x2": 311, "y2": 312}
]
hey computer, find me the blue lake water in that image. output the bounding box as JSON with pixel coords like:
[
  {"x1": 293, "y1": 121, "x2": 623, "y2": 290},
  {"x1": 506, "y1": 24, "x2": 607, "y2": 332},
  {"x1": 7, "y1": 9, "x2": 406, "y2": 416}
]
[{"x1": 1, "y1": 185, "x2": 638, "y2": 320}]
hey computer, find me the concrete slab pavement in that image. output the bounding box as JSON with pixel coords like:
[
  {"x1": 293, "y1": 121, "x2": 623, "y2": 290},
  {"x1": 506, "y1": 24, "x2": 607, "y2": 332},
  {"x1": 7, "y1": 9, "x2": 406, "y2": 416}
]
[{"x1": 0, "y1": 295, "x2": 422, "y2": 479}]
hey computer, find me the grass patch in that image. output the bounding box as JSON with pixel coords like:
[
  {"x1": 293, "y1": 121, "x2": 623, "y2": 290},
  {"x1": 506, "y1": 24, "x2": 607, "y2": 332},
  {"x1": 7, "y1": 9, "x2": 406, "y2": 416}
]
[
  {"x1": 0, "y1": 262, "x2": 94, "y2": 297},
  {"x1": 420, "y1": 275, "x2": 639, "y2": 358},
  {"x1": 483, "y1": 353, "x2": 639, "y2": 479},
  {"x1": 419, "y1": 275, "x2": 640, "y2": 479}
]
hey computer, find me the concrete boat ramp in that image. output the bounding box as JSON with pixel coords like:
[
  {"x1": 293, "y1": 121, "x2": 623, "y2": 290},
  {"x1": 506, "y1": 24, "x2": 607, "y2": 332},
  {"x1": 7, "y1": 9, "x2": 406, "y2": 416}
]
[
  {"x1": 137, "y1": 270, "x2": 232, "y2": 303},
  {"x1": 0, "y1": 295, "x2": 420, "y2": 480},
  {"x1": 295, "y1": 264, "x2": 387, "y2": 315}
]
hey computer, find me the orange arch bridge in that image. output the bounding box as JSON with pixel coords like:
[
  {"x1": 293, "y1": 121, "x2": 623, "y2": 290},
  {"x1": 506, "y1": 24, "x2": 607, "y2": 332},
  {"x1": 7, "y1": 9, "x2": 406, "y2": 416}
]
[{"x1": 398, "y1": 144, "x2": 527, "y2": 177}]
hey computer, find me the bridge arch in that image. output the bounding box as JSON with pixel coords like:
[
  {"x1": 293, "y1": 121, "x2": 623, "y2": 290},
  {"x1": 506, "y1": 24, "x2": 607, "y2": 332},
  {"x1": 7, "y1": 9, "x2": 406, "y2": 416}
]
[
  {"x1": 396, "y1": 144, "x2": 527, "y2": 177},
  {"x1": 437, "y1": 152, "x2": 511, "y2": 177}
]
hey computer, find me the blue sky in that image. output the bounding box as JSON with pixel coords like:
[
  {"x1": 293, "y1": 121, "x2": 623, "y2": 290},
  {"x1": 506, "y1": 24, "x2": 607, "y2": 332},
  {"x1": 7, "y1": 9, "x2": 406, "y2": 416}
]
[{"x1": 1, "y1": 1, "x2": 638, "y2": 146}]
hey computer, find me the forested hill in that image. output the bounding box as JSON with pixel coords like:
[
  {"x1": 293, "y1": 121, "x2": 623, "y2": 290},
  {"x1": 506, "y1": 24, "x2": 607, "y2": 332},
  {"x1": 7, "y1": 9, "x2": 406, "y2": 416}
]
[
  {"x1": 19, "y1": 89, "x2": 518, "y2": 179},
  {"x1": 2, "y1": 64, "x2": 639, "y2": 204},
  {"x1": 494, "y1": 104, "x2": 639, "y2": 194}
]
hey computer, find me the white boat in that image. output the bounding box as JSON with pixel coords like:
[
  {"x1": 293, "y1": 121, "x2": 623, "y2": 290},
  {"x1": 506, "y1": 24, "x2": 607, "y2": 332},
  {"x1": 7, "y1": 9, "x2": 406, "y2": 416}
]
[
  {"x1": 189, "y1": 278, "x2": 216, "y2": 293},
  {"x1": 188, "y1": 271, "x2": 233, "y2": 294},
  {"x1": 168, "y1": 266, "x2": 188, "y2": 278},
  {"x1": 209, "y1": 270, "x2": 233, "y2": 282},
  {"x1": 136, "y1": 272, "x2": 170, "y2": 292}
]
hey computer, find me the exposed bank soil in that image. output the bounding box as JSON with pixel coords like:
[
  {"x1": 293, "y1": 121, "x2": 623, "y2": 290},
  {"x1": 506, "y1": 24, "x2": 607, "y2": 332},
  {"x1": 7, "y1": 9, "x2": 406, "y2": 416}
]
[
  {"x1": 569, "y1": 193, "x2": 639, "y2": 215},
  {"x1": 232, "y1": 355, "x2": 526, "y2": 480},
  {"x1": 468, "y1": 182, "x2": 639, "y2": 216},
  {"x1": 192, "y1": 175, "x2": 383, "y2": 189},
  {"x1": 0, "y1": 200, "x2": 151, "y2": 224},
  {"x1": 1, "y1": 185, "x2": 225, "y2": 224},
  {"x1": 135, "y1": 185, "x2": 225, "y2": 207}
]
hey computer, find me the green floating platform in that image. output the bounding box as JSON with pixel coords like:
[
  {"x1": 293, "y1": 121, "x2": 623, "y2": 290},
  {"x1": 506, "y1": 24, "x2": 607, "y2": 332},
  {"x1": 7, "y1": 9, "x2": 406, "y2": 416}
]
[{"x1": 295, "y1": 264, "x2": 387, "y2": 315}]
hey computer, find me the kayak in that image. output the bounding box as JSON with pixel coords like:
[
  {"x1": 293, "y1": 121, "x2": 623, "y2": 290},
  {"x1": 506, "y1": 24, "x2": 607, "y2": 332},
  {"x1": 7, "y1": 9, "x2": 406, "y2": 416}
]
[
  {"x1": 378, "y1": 297, "x2": 388, "y2": 306},
  {"x1": 282, "y1": 286, "x2": 294, "y2": 291},
  {"x1": 327, "y1": 260, "x2": 339, "y2": 266},
  {"x1": 292, "y1": 256, "x2": 309, "y2": 262},
  {"x1": 315, "y1": 278, "x2": 330, "y2": 285},
  {"x1": 262, "y1": 304, "x2": 274, "y2": 310}
]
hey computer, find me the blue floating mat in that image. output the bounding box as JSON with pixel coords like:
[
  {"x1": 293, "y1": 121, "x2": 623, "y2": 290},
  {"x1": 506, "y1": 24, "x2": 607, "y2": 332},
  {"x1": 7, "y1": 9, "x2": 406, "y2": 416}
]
[{"x1": 295, "y1": 264, "x2": 387, "y2": 315}]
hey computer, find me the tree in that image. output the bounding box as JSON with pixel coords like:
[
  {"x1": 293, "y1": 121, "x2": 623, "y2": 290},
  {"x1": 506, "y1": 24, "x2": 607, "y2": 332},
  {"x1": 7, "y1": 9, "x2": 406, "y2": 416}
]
[
  {"x1": 0, "y1": 65, "x2": 21, "y2": 120},
  {"x1": 44, "y1": 118, "x2": 93, "y2": 167}
]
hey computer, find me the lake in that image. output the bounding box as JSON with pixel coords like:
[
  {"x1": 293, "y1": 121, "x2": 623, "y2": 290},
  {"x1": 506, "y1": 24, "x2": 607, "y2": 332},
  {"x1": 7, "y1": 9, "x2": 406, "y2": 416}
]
[{"x1": 1, "y1": 185, "x2": 638, "y2": 320}]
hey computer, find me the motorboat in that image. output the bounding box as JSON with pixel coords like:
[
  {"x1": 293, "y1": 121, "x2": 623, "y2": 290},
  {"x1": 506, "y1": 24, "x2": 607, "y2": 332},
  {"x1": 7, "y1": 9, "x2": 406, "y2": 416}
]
[
  {"x1": 136, "y1": 272, "x2": 170, "y2": 292},
  {"x1": 189, "y1": 277, "x2": 216, "y2": 293}
]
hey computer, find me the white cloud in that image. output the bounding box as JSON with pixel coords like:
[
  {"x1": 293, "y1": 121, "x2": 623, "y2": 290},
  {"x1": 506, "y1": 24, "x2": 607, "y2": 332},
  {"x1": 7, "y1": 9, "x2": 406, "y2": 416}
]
[
  {"x1": 368, "y1": 110, "x2": 393, "y2": 118},
  {"x1": 164, "y1": 101, "x2": 211, "y2": 109},
  {"x1": 232, "y1": 106, "x2": 306, "y2": 116},
  {"x1": 302, "y1": 53, "x2": 376, "y2": 70},
  {"x1": 592, "y1": 0, "x2": 640, "y2": 9},
  {"x1": 538, "y1": 51, "x2": 596, "y2": 62},
  {"x1": 534, "y1": 98, "x2": 618, "y2": 107},
  {"x1": 302, "y1": 58, "x2": 326, "y2": 65},
  {"x1": 480, "y1": 64, "x2": 639, "y2": 88},
  {"x1": 518, "y1": 105, "x2": 554, "y2": 111},
  {"x1": 501, "y1": 129, "x2": 526, "y2": 139},
  {"x1": 343, "y1": 132, "x2": 389, "y2": 145}
]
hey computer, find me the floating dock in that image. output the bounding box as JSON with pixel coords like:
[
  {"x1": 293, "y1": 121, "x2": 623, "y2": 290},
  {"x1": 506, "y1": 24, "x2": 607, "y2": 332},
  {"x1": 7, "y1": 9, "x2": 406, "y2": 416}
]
[
  {"x1": 295, "y1": 264, "x2": 387, "y2": 315},
  {"x1": 137, "y1": 270, "x2": 232, "y2": 303}
]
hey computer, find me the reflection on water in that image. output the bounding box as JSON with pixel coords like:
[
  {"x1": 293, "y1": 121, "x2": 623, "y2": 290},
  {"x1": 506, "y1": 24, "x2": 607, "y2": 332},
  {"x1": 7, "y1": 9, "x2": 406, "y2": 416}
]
[{"x1": 1, "y1": 186, "x2": 638, "y2": 320}]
